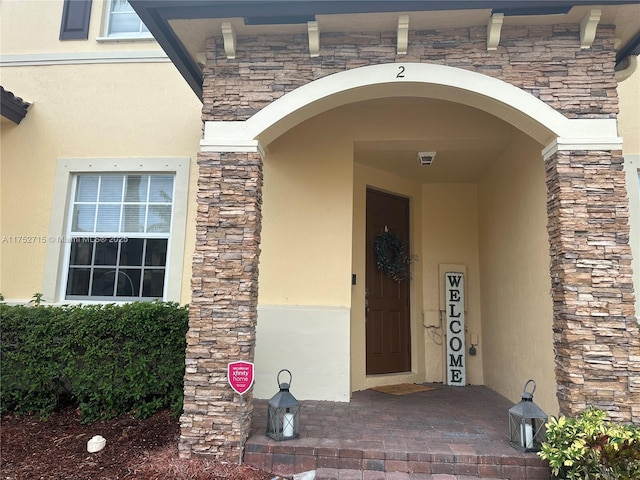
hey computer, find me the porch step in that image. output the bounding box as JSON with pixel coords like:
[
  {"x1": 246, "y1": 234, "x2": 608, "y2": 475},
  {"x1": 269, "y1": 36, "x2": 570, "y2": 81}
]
[
  {"x1": 314, "y1": 469, "x2": 528, "y2": 480},
  {"x1": 243, "y1": 435, "x2": 551, "y2": 480},
  {"x1": 247, "y1": 388, "x2": 551, "y2": 480}
]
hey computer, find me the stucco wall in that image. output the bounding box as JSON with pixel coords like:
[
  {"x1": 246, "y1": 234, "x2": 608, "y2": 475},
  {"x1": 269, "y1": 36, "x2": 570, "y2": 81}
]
[
  {"x1": 0, "y1": 0, "x2": 159, "y2": 54},
  {"x1": 618, "y1": 59, "x2": 640, "y2": 155},
  {"x1": 253, "y1": 107, "x2": 355, "y2": 401},
  {"x1": 259, "y1": 122, "x2": 354, "y2": 307},
  {"x1": 618, "y1": 58, "x2": 640, "y2": 318},
  {"x1": 0, "y1": 0, "x2": 202, "y2": 304},
  {"x1": 478, "y1": 132, "x2": 558, "y2": 416},
  {"x1": 421, "y1": 183, "x2": 482, "y2": 385},
  {"x1": 254, "y1": 97, "x2": 539, "y2": 398}
]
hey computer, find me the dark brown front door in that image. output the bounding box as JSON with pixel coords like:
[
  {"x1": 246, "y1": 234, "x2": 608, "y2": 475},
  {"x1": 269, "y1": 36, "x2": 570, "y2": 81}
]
[{"x1": 366, "y1": 189, "x2": 411, "y2": 375}]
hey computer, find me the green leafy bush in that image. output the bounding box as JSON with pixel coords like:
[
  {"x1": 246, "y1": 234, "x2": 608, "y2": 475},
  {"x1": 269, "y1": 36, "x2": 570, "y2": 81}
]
[
  {"x1": 1, "y1": 302, "x2": 188, "y2": 422},
  {"x1": 539, "y1": 407, "x2": 640, "y2": 480}
]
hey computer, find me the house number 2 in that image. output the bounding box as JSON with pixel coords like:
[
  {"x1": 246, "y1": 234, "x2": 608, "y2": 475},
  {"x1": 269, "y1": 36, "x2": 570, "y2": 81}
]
[{"x1": 397, "y1": 65, "x2": 405, "y2": 78}]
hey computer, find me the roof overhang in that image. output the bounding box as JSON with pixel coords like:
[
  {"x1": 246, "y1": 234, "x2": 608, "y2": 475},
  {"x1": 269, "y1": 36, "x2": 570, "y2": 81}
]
[
  {"x1": 130, "y1": 0, "x2": 640, "y2": 101},
  {"x1": 1, "y1": 86, "x2": 31, "y2": 125}
]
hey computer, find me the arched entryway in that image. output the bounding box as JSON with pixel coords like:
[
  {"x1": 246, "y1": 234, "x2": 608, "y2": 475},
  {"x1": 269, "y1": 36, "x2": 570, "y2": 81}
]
[{"x1": 183, "y1": 62, "x2": 637, "y2": 459}]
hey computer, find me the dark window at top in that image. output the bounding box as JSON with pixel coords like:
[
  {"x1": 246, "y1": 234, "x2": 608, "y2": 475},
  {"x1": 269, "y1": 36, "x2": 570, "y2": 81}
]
[{"x1": 60, "y1": 0, "x2": 92, "y2": 40}]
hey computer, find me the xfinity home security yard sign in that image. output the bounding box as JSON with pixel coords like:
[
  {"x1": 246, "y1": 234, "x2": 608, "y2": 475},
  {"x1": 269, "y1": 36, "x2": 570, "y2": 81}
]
[
  {"x1": 228, "y1": 361, "x2": 254, "y2": 395},
  {"x1": 445, "y1": 272, "x2": 466, "y2": 386}
]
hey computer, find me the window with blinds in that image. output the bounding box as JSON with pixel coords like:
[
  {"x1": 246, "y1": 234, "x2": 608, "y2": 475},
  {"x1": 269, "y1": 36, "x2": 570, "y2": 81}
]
[
  {"x1": 105, "y1": 0, "x2": 151, "y2": 38},
  {"x1": 64, "y1": 173, "x2": 174, "y2": 300}
]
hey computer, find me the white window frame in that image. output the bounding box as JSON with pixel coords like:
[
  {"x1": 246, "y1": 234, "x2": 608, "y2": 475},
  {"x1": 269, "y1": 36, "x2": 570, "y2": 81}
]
[
  {"x1": 64, "y1": 173, "x2": 174, "y2": 301},
  {"x1": 43, "y1": 158, "x2": 190, "y2": 304},
  {"x1": 99, "y1": 0, "x2": 153, "y2": 41}
]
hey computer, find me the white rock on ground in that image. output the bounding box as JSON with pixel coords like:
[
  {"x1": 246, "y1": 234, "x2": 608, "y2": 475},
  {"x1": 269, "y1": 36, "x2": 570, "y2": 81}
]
[{"x1": 293, "y1": 471, "x2": 316, "y2": 480}]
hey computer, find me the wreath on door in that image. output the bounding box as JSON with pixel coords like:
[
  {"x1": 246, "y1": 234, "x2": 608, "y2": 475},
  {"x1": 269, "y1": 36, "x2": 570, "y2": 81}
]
[{"x1": 374, "y1": 230, "x2": 417, "y2": 282}]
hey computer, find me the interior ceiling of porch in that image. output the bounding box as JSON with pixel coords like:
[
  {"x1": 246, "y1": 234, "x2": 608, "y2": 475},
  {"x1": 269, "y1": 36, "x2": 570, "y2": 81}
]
[
  {"x1": 354, "y1": 136, "x2": 510, "y2": 184},
  {"x1": 322, "y1": 97, "x2": 517, "y2": 184}
]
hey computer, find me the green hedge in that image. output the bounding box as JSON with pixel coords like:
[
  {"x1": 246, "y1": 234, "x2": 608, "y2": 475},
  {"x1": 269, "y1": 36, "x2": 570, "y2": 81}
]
[{"x1": 0, "y1": 301, "x2": 188, "y2": 422}]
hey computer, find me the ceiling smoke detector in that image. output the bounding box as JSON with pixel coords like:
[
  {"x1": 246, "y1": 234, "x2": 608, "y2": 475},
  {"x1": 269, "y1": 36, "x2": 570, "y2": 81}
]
[{"x1": 417, "y1": 151, "x2": 436, "y2": 166}]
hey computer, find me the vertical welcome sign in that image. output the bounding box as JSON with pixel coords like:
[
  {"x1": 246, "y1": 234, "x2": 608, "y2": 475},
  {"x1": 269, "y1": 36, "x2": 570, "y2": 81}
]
[{"x1": 445, "y1": 272, "x2": 465, "y2": 386}]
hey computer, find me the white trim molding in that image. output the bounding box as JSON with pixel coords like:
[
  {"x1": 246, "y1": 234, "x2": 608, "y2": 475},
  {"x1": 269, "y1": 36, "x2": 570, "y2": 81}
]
[
  {"x1": 201, "y1": 63, "x2": 622, "y2": 159},
  {"x1": 542, "y1": 131, "x2": 623, "y2": 160},
  {"x1": 0, "y1": 51, "x2": 169, "y2": 67},
  {"x1": 200, "y1": 136, "x2": 265, "y2": 157}
]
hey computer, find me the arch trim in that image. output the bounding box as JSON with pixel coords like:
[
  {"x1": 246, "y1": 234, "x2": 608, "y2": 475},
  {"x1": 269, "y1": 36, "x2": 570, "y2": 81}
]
[{"x1": 201, "y1": 63, "x2": 621, "y2": 155}]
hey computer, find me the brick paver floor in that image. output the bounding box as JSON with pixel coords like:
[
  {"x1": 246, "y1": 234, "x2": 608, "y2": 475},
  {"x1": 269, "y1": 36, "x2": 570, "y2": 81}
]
[{"x1": 246, "y1": 384, "x2": 551, "y2": 479}]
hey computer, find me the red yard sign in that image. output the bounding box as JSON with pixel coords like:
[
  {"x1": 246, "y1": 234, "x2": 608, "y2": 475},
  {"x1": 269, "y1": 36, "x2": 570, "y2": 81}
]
[{"x1": 228, "y1": 361, "x2": 255, "y2": 395}]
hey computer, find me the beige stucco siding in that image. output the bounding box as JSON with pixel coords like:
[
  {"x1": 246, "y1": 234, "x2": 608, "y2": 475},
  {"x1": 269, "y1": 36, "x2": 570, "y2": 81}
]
[
  {"x1": 0, "y1": 63, "x2": 201, "y2": 304},
  {"x1": 618, "y1": 59, "x2": 640, "y2": 318},
  {"x1": 254, "y1": 108, "x2": 356, "y2": 400},
  {"x1": 259, "y1": 121, "x2": 354, "y2": 307},
  {"x1": 478, "y1": 132, "x2": 558, "y2": 416},
  {"x1": 0, "y1": 0, "x2": 159, "y2": 54},
  {"x1": 421, "y1": 183, "x2": 482, "y2": 385},
  {"x1": 1, "y1": 0, "x2": 201, "y2": 304},
  {"x1": 618, "y1": 60, "x2": 640, "y2": 155}
]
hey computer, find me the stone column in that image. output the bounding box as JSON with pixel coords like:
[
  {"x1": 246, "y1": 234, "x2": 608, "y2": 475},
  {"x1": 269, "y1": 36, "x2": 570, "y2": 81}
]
[
  {"x1": 546, "y1": 149, "x2": 640, "y2": 422},
  {"x1": 179, "y1": 150, "x2": 263, "y2": 458}
]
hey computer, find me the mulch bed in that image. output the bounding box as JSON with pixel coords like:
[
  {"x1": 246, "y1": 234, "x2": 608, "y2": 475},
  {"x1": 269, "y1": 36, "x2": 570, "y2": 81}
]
[{"x1": 1, "y1": 407, "x2": 278, "y2": 480}]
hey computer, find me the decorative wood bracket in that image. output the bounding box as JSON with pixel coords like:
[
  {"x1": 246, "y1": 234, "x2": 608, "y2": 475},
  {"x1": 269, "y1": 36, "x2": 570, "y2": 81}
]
[
  {"x1": 308, "y1": 21, "x2": 320, "y2": 57},
  {"x1": 580, "y1": 9, "x2": 601, "y2": 49},
  {"x1": 397, "y1": 15, "x2": 409, "y2": 55},
  {"x1": 221, "y1": 22, "x2": 236, "y2": 59},
  {"x1": 487, "y1": 13, "x2": 504, "y2": 51}
]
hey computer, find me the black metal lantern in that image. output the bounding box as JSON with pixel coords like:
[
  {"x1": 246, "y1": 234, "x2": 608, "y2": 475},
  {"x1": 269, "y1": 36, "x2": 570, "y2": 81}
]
[
  {"x1": 508, "y1": 379, "x2": 548, "y2": 452},
  {"x1": 266, "y1": 369, "x2": 300, "y2": 441}
]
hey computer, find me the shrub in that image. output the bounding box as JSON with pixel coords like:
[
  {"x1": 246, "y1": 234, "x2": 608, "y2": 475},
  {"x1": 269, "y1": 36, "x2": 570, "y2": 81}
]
[
  {"x1": 539, "y1": 407, "x2": 640, "y2": 480},
  {"x1": 0, "y1": 301, "x2": 188, "y2": 422}
]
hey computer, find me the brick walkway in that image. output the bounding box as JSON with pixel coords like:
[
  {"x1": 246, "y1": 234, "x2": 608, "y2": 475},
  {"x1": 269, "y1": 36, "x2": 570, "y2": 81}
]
[{"x1": 245, "y1": 385, "x2": 550, "y2": 479}]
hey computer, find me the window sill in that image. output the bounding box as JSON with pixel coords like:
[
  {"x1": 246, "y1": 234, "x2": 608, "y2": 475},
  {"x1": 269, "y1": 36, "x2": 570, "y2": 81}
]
[
  {"x1": 63, "y1": 298, "x2": 160, "y2": 304},
  {"x1": 96, "y1": 35, "x2": 156, "y2": 44}
]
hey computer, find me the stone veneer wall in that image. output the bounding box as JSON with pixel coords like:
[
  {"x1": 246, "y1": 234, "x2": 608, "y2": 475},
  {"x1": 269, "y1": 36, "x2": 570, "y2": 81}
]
[
  {"x1": 201, "y1": 24, "x2": 619, "y2": 121},
  {"x1": 180, "y1": 151, "x2": 262, "y2": 458},
  {"x1": 546, "y1": 150, "x2": 639, "y2": 422},
  {"x1": 180, "y1": 22, "x2": 638, "y2": 458}
]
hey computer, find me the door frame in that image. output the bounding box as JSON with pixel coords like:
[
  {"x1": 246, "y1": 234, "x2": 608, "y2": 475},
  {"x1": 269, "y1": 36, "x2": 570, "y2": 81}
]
[
  {"x1": 365, "y1": 187, "x2": 412, "y2": 375},
  {"x1": 350, "y1": 173, "x2": 425, "y2": 393}
]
